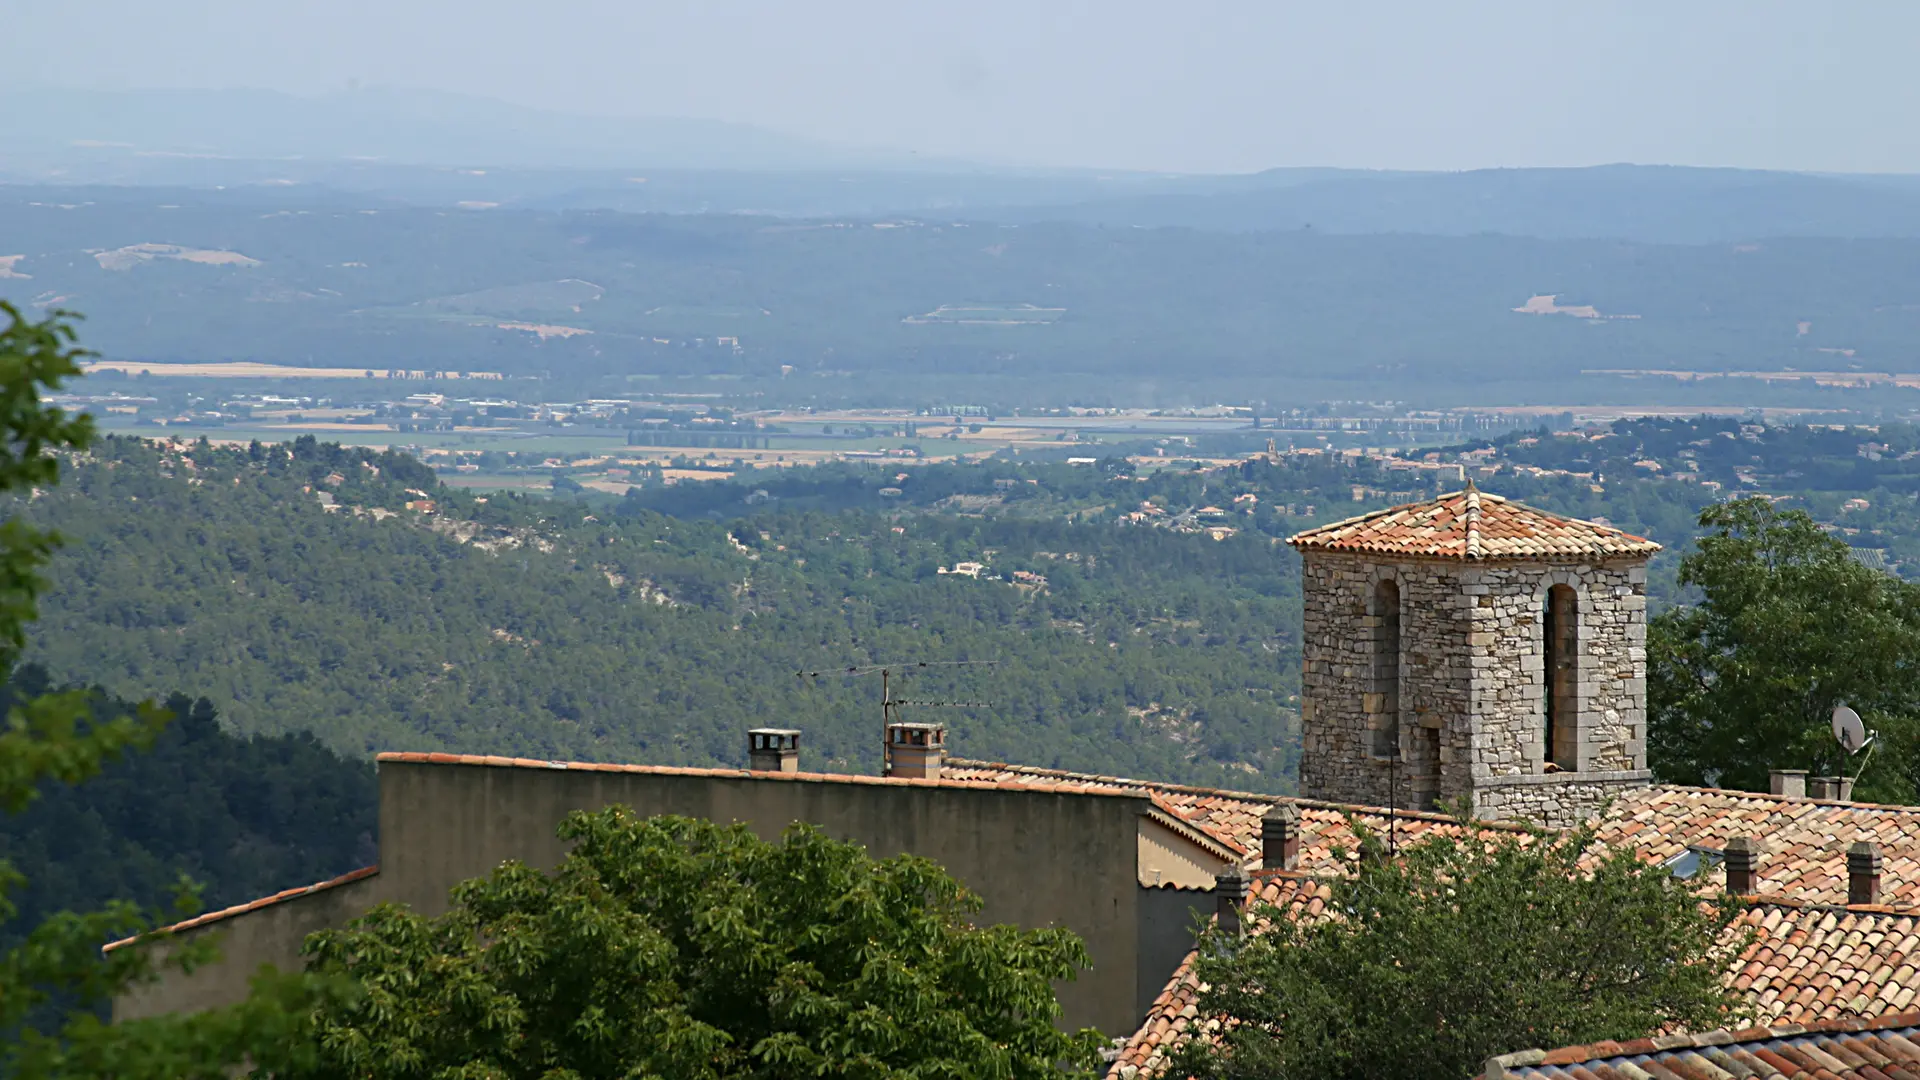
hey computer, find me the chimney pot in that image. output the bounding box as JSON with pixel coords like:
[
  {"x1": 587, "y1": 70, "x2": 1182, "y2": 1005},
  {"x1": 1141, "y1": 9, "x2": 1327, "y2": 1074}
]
[
  {"x1": 1722, "y1": 835, "x2": 1760, "y2": 895},
  {"x1": 884, "y1": 721, "x2": 947, "y2": 780},
  {"x1": 1262, "y1": 803, "x2": 1302, "y2": 871},
  {"x1": 747, "y1": 728, "x2": 801, "y2": 773},
  {"x1": 1769, "y1": 769, "x2": 1808, "y2": 799},
  {"x1": 1214, "y1": 864, "x2": 1250, "y2": 937},
  {"x1": 1849, "y1": 841, "x2": 1883, "y2": 906},
  {"x1": 1808, "y1": 776, "x2": 1855, "y2": 802}
]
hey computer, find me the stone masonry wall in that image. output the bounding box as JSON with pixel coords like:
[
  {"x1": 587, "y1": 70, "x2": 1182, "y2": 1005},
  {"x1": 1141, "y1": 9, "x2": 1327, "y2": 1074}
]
[
  {"x1": 1299, "y1": 552, "x2": 1473, "y2": 811},
  {"x1": 1472, "y1": 771, "x2": 1654, "y2": 829},
  {"x1": 1299, "y1": 550, "x2": 1651, "y2": 823},
  {"x1": 1461, "y1": 560, "x2": 1648, "y2": 780}
]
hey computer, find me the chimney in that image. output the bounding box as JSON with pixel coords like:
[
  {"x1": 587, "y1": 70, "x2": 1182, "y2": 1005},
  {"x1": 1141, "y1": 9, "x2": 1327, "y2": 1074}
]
[
  {"x1": 1808, "y1": 776, "x2": 1855, "y2": 802},
  {"x1": 747, "y1": 728, "x2": 800, "y2": 773},
  {"x1": 1262, "y1": 803, "x2": 1302, "y2": 871},
  {"x1": 1849, "y1": 841, "x2": 1883, "y2": 906},
  {"x1": 1214, "y1": 864, "x2": 1250, "y2": 937},
  {"x1": 1722, "y1": 835, "x2": 1760, "y2": 895},
  {"x1": 884, "y1": 721, "x2": 947, "y2": 780},
  {"x1": 1769, "y1": 769, "x2": 1808, "y2": 799}
]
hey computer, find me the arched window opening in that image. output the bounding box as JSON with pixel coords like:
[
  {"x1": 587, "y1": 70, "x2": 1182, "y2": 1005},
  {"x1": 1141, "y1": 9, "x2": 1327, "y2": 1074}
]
[
  {"x1": 1543, "y1": 584, "x2": 1578, "y2": 771},
  {"x1": 1371, "y1": 578, "x2": 1401, "y2": 758}
]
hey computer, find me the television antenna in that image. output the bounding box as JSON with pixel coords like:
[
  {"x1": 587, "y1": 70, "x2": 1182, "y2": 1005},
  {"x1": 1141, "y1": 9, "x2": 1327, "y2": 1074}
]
[
  {"x1": 1832, "y1": 703, "x2": 1879, "y2": 786},
  {"x1": 796, "y1": 660, "x2": 997, "y2": 773}
]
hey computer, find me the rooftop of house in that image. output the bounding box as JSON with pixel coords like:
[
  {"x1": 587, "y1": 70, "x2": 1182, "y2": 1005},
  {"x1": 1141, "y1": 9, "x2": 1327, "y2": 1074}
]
[
  {"x1": 1112, "y1": 878, "x2": 1920, "y2": 1080},
  {"x1": 944, "y1": 758, "x2": 1530, "y2": 865},
  {"x1": 107, "y1": 749, "x2": 1920, "y2": 1076},
  {"x1": 1587, "y1": 783, "x2": 1920, "y2": 908},
  {"x1": 1113, "y1": 873, "x2": 1334, "y2": 1080},
  {"x1": 1486, "y1": 1011, "x2": 1920, "y2": 1079},
  {"x1": 950, "y1": 760, "x2": 1920, "y2": 911},
  {"x1": 1285, "y1": 485, "x2": 1661, "y2": 560}
]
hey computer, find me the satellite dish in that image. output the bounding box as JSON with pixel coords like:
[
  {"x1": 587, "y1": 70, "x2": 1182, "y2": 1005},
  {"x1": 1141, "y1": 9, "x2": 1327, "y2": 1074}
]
[{"x1": 1832, "y1": 705, "x2": 1871, "y2": 755}]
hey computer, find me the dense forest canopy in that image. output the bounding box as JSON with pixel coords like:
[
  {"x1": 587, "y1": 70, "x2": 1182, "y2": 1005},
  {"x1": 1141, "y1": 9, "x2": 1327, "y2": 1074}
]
[
  {"x1": 15, "y1": 436, "x2": 1302, "y2": 787},
  {"x1": 0, "y1": 668, "x2": 375, "y2": 951}
]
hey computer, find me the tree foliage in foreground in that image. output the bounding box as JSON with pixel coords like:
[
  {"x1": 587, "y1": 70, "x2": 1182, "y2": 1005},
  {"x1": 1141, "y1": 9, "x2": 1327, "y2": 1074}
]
[
  {"x1": 280, "y1": 810, "x2": 1103, "y2": 1080},
  {"x1": 1172, "y1": 818, "x2": 1748, "y2": 1080},
  {"x1": 1650, "y1": 495, "x2": 1920, "y2": 802}
]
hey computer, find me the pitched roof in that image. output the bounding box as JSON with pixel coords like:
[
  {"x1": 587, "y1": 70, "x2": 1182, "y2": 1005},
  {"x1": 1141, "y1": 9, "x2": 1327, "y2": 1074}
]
[
  {"x1": 1109, "y1": 874, "x2": 1331, "y2": 1080},
  {"x1": 1593, "y1": 784, "x2": 1920, "y2": 908},
  {"x1": 1285, "y1": 486, "x2": 1660, "y2": 560},
  {"x1": 942, "y1": 759, "x2": 1528, "y2": 870},
  {"x1": 1118, "y1": 885, "x2": 1920, "y2": 1079},
  {"x1": 1735, "y1": 902, "x2": 1920, "y2": 1024},
  {"x1": 101, "y1": 865, "x2": 378, "y2": 953},
  {"x1": 1489, "y1": 1012, "x2": 1920, "y2": 1079}
]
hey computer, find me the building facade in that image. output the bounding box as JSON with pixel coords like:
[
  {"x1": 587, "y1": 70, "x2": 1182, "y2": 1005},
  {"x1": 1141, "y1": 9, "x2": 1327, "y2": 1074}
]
[{"x1": 1289, "y1": 486, "x2": 1657, "y2": 826}]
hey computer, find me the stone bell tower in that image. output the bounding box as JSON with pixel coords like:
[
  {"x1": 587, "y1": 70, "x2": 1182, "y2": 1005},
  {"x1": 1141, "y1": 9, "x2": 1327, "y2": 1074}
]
[{"x1": 1287, "y1": 485, "x2": 1657, "y2": 827}]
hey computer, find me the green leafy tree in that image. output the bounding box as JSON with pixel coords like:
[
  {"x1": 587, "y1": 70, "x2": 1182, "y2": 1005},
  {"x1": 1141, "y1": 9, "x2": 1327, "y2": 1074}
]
[
  {"x1": 1172, "y1": 817, "x2": 1747, "y2": 1080},
  {"x1": 280, "y1": 810, "x2": 1103, "y2": 1080},
  {"x1": 1649, "y1": 496, "x2": 1920, "y2": 801},
  {"x1": 0, "y1": 302, "x2": 315, "y2": 1079}
]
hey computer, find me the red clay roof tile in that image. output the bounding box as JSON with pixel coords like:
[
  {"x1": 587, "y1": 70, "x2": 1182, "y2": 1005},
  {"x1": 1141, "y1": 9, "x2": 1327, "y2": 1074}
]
[
  {"x1": 943, "y1": 758, "x2": 1527, "y2": 874},
  {"x1": 1286, "y1": 486, "x2": 1660, "y2": 561},
  {"x1": 1493, "y1": 1012, "x2": 1920, "y2": 1079},
  {"x1": 1593, "y1": 784, "x2": 1920, "y2": 909}
]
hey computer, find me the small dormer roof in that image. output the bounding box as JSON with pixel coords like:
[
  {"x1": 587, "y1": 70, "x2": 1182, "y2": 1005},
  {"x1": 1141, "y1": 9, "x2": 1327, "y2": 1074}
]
[{"x1": 1286, "y1": 485, "x2": 1660, "y2": 561}]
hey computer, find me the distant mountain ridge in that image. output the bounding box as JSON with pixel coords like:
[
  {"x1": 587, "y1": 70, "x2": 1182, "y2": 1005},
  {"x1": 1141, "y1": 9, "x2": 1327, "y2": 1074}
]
[
  {"x1": 5, "y1": 89, "x2": 1920, "y2": 243},
  {"x1": 0, "y1": 85, "x2": 916, "y2": 171}
]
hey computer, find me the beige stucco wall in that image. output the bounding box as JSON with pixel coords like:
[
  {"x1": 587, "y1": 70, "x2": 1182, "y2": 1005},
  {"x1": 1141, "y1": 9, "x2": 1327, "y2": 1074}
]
[
  {"x1": 116, "y1": 761, "x2": 1157, "y2": 1038},
  {"x1": 115, "y1": 873, "x2": 381, "y2": 1022},
  {"x1": 1136, "y1": 815, "x2": 1230, "y2": 889}
]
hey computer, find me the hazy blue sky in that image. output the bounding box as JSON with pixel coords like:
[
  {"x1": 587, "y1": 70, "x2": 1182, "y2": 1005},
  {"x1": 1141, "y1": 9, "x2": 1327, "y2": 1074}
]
[{"x1": 7, "y1": 1, "x2": 1916, "y2": 174}]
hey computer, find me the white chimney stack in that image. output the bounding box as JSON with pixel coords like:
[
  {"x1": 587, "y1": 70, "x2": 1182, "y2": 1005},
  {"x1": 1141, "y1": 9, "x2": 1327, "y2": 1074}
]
[{"x1": 748, "y1": 728, "x2": 800, "y2": 773}]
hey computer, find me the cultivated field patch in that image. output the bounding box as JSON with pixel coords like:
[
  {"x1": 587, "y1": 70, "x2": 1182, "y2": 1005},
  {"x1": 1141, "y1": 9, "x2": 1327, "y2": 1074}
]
[
  {"x1": 92, "y1": 243, "x2": 262, "y2": 271},
  {"x1": 903, "y1": 302, "x2": 1066, "y2": 325},
  {"x1": 1511, "y1": 294, "x2": 1639, "y2": 320}
]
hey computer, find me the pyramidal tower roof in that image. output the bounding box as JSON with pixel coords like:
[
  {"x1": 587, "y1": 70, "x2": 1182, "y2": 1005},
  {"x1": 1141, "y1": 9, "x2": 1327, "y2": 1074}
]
[{"x1": 1286, "y1": 484, "x2": 1661, "y2": 560}]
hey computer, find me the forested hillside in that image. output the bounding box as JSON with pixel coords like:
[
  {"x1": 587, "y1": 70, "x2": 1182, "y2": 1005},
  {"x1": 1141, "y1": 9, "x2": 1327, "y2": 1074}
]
[
  {"x1": 17, "y1": 437, "x2": 1300, "y2": 787},
  {"x1": 0, "y1": 667, "x2": 375, "y2": 948},
  {"x1": 18, "y1": 421, "x2": 1909, "y2": 801}
]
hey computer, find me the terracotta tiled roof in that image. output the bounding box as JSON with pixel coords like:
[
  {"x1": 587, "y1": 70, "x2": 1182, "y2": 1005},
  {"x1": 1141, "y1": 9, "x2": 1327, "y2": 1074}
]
[
  {"x1": 1285, "y1": 486, "x2": 1660, "y2": 560},
  {"x1": 1734, "y1": 902, "x2": 1920, "y2": 1024},
  {"x1": 101, "y1": 865, "x2": 378, "y2": 952},
  {"x1": 1119, "y1": 884, "x2": 1920, "y2": 1079},
  {"x1": 943, "y1": 759, "x2": 1528, "y2": 871},
  {"x1": 1108, "y1": 874, "x2": 1332, "y2": 1080},
  {"x1": 1594, "y1": 784, "x2": 1920, "y2": 908},
  {"x1": 1489, "y1": 1012, "x2": 1920, "y2": 1079}
]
